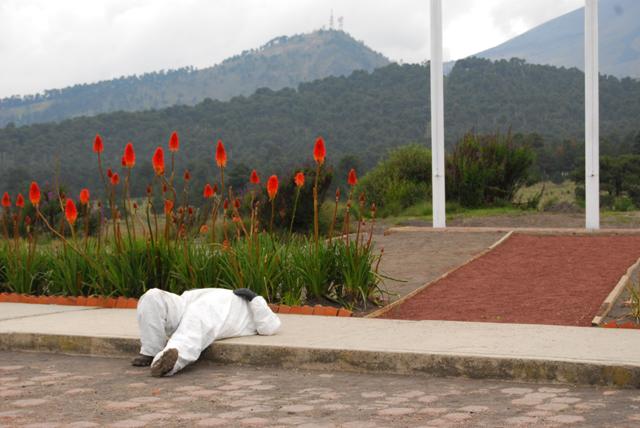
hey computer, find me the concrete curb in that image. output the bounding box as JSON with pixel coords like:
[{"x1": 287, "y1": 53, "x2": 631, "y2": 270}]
[
  {"x1": 385, "y1": 226, "x2": 640, "y2": 236},
  {"x1": 592, "y1": 256, "x2": 640, "y2": 326},
  {"x1": 2, "y1": 331, "x2": 639, "y2": 388}
]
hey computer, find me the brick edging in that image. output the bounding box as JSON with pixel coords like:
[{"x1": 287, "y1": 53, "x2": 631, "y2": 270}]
[
  {"x1": 268, "y1": 303, "x2": 352, "y2": 317},
  {"x1": 0, "y1": 293, "x2": 138, "y2": 308},
  {"x1": 0, "y1": 292, "x2": 352, "y2": 317},
  {"x1": 601, "y1": 320, "x2": 640, "y2": 329}
]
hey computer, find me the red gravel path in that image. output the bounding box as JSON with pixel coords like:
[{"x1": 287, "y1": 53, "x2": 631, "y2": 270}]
[{"x1": 381, "y1": 233, "x2": 640, "y2": 326}]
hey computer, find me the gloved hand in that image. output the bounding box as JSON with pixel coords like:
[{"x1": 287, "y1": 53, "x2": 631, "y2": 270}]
[{"x1": 233, "y1": 288, "x2": 258, "y2": 302}]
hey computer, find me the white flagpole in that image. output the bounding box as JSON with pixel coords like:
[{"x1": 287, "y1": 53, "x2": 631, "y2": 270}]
[
  {"x1": 585, "y1": 0, "x2": 600, "y2": 229},
  {"x1": 430, "y1": 0, "x2": 446, "y2": 228}
]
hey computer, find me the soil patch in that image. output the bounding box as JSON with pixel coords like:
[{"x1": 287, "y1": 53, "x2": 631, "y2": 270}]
[
  {"x1": 380, "y1": 233, "x2": 640, "y2": 326},
  {"x1": 372, "y1": 231, "x2": 505, "y2": 304}
]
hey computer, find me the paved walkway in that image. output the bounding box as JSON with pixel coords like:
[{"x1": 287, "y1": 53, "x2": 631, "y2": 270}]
[
  {"x1": 1, "y1": 303, "x2": 639, "y2": 388},
  {"x1": 2, "y1": 350, "x2": 640, "y2": 427}
]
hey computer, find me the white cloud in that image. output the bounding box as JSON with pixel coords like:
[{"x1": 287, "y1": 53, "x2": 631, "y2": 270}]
[{"x1": 0, "y1": 0, "x2": 584, "y2": 98}]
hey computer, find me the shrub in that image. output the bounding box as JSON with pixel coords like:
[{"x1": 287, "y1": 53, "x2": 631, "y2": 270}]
[
  {"x1": 446, "y1": 133, "x2": 535, "y2": 208},
  {"x1": 357, "y1": 144, "x2": 432, "y2": 216},
  {"x1": 573, "y1": 154, "x2": 640, "y2": 209}
]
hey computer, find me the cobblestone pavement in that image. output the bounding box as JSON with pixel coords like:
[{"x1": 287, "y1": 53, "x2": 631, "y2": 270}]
[{"x1": 1, "y1": 351, "x2": 640, "y2": 427}]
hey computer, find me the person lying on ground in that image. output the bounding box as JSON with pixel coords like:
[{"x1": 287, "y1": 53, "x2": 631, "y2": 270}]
[{"x1": 131, "y1": 287, "x2": 281, "y2": 377}]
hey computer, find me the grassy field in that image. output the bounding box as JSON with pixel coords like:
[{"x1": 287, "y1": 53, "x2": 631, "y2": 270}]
[{"x1": 515, "y1": 180, "x2": 577, "y2": 210}]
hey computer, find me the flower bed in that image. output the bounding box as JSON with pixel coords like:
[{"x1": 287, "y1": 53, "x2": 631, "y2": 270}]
[{"x1": 0, "y1": 133, "x2": 384, "y2": 311}]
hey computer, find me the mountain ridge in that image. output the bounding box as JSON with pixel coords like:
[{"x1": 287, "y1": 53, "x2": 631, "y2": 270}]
[
  {"x1": 472, "y1": 0, "x2": 640, "y2": 78},
  {"x1": 0, "y1": 30, "x2": 389, "y2": 127}
]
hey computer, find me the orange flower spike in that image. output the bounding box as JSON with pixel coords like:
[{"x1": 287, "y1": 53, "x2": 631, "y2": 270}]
[
  {"x1": 1, "y1": 192, "x2": 10, "y2": 208},
  {"x1": 111, "y1": 173, "x2": 120, "y2": 185},
  {"x1": 79, "y1": 188, "x2": 90, "y2": 205},
  {"x1": 164, "y1": 199, "x2": 174, "y2": 214},
  {"x1": 313, "y1": 137, "x2": 326, "y2": 165},
  {"x1": 203, "y1": 183, "x2": 214, "y2": 199},
  {"x1": 152, "y1": 147, "x2": 165, "y2": 175},
  {"x1": 294, "y1": 172, "x2": 305, "y2": 188},
  {"x1": 348, "y1": 168, "x2": 357, "y2": 186},
  {"x1": 215, "y1": 140, "x2": 227, "y2": 168},
  {"x1": 250, "y1": 169, "x2": 260, "y2": 184},
  {"x1": 267, "y1": 175, "x2": 279, "y2": 200},
  {"x1": 65, "y1": 199, "x2": 78, "y2": 225},
  {"x1": 184, "y1": 170, "x2": 191, "y2": 181},
  {"x1": 168, "y1": 131, "x2": 179, "y2": 152},
  {"x1": 93, "y1": 134, "x2": 104, "y2": 153},
  {"x1": 124, "y1": 142, "x2": 136, "y2": 168},
  {"x1": 16, "y1": 193, "x2": 24, "y2": 208},
  {"x1": 29, "y1": 182, "x2": 41, "y2": 207},
  {"x1": 234, "y1": 198, "x2": 241, "y2": 209}
]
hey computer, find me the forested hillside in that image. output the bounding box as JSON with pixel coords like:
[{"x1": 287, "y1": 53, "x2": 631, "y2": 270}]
[
  {"x1": 0, "y1": 57, "x2": 638, "y2": 196},
  {"x1": 0, "y1": 30, "x2": 389, "y2": 127}
]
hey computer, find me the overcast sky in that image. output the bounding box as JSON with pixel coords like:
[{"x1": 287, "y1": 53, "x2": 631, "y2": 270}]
[{"x1": 0, "y1": 0, "x2": 584, "y2": 98}]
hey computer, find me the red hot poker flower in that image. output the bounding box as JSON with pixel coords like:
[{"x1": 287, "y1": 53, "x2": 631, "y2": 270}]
[
  {"x1": 124, "y1": 142, "x2": 135, "y2": 168},
  {"x1": 250, "y1": 170, "x2": 260, "y2": 184},
  {"x1": 16, "y1": 193, "x2": 24, "y2": 208},
  {"x1": 223, "y1": 199, "x2": 229, "y2": 210},
  {"x1": 79, "y1": 188, "x2": 90, "y2": 205},
  {"x1": 267, "y1": 175, "x2": 279, "y2": 200},
  {"x1": 93, "y1": 134, "x2": 104, "y2": 153},
  {"x1": 152, "y1": 147, "x2": 165, "y2": 175},
  {"x1": 111, "y1": 173, "x2": 120, "y2": 185},
  {"x1": 234, "y1": 198, "x2": 241, "y2": 209},
  {"x1": 215, "y1": 140, "x2": 227, "y2": 168},
  {"x1": 164, "y1": 199, "x2": 174, "y2": 214},
  {"x1": 65, "y1": 199, "x2": 78, "y2": 225},
  {"x1": 169, "y1": 131, "x2": 179, "y2": 152},
  {"x1": 184, "y1": 170, "x2": 191, "y2": 181},
  {"x1": 1, "y1": 192, "x2": 10, "y2": 208},
  {"x1": 121, "y1": 156, "x2": 126, "y2": 167},
  {"x1": 107, "y1": 168, "x2": 113, "y2": 178},
  {"x1": 294, "y1": 172, "x2": 305, "y2": 188},
  {"x1": 29, "y1": 182, "x2": 41, "y2": 207},
  {"x1": 212, "y1": 184, "x2": 218, "y2": 194},
  {"x1": 203, "y1": 183, "x2": 214, "y2": 199},
  {"x1": 348, "y1": 168, "x2": 357, "y2": 186},
  {"x1": 313, "y1": 137, "x2": 326, "y2": 165}
]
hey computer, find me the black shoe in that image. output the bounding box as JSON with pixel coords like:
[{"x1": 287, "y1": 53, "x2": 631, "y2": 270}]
[
  {"x1": 233, "y1": 288, "x2": 258, "y2": 302},
  {"x1": 131, "y1": 354, "x2": 154, "y2": 367},
  {"x1": 150, "y1": 348, "x2": 179, "y2": 377}
]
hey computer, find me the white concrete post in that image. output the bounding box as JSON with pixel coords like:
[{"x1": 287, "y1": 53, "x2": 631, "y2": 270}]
[
  {"x1": 585, "y1": 0, "x2": 600, "y2": 229},
  {"x1": 430, "y1": 0, "x2": 446, "y2": 228}
]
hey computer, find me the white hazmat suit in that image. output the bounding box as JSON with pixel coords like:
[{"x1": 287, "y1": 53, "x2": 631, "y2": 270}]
[{"x1": 137, "y1": 288, "x2": 281, "y2": 376}]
